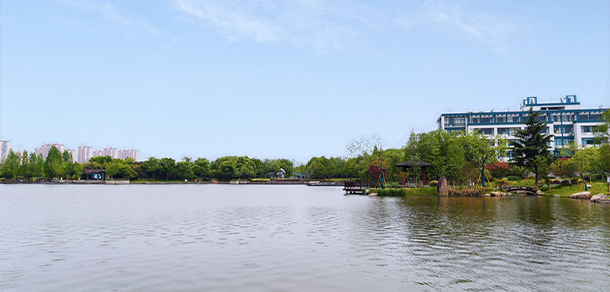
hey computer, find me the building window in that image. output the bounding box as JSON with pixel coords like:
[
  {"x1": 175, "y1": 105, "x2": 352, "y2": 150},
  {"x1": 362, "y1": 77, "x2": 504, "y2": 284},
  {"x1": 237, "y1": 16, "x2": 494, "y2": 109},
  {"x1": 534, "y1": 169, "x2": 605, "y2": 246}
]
[
  {"x1": 471, "y1": 117, "x2": 480, "y2": 124},
  {"x1": 581, "y1": 126, "x2": 593, "y2": 133},
  {"x1": 582, "y1": 138, "x2": 596, "y2": 146},
  {"x1": 496, "y1": 115, "x2": 506, "y2": 123},
  {"x1": 480, "y1": 117, "x2": 492, "y2": 123},
  {"x1": 555, "y1": 138, "x2": 574, "y2": 146},
  {"x1": 562, "y1": 114, "x2": 574, "y2": 122},
  {"x1": 444, "y1": 117, "x2": 466, "y2": 127},
  {"x1": 541, "y1": 127, "x2": 549, "y2": 134},
  {"x1": 590, "y1": 113, "x2": 601, "y2": 120},
  {"x1": 498, "y1": 128, "x2": 520, "y2": 135},
  {"x1": 579, "y1": 112, "x2": 590, "y2": 121},
  {"x1": 555, "y1": 126, "x2": 573, "y2": 135},
  {"x1": 475, "y1": 128, "x2": 494, "y2": 135}
]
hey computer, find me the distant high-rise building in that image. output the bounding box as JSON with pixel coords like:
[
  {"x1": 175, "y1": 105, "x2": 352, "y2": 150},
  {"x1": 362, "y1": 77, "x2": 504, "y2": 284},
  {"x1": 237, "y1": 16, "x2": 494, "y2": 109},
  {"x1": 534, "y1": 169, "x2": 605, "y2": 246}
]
[
  {"x1": 0, "y1": 139, "x2": 11, "y2": 163},
  {"x1": 34, "y1": 143, "x2": 76, "y2": 162},
  {"x1": 77, "y1": 145, "x2": 93, "y2": 163},
  {"x1": 78, "y1": 145, "x2": 140, "y2": 162}
]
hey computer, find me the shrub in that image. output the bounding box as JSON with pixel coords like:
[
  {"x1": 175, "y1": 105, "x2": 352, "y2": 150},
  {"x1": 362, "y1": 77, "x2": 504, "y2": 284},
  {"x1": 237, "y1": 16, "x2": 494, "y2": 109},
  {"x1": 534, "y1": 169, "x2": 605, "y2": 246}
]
[
  {"x1": 506, "y1": 176, "x2": 521, "y2": 181},
  {"x1": 551, "y1": 180, "x2": 561, "y2": 185},
  {"x1": 570, "y1": 177, "x2": 579, "y2": 185},
  {"x1": 577, "y1": 179, "x2": 583, "y2": 184},
  {"x1": 494, "y1": 178, "x2": 511, "y2": 189},
  {"x1": 561, "y1": 180, "x2": 570, "y2": 185},
  {"x1": 487, "y1": 162, "x2": 510, "y2": 178},
  {"x1": 386, "y1": 181, "x2": 401, "y2": 188},
  {"x1": 428, "y1": 180, "x2": 438, "y2": 187}
]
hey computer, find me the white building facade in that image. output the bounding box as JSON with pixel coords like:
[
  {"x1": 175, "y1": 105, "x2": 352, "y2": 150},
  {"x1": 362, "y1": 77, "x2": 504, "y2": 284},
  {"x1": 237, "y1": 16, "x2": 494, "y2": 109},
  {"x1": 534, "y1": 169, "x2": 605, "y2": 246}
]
[{"x1": 437, "y1": 95, "x2": 608, "y2": 158}]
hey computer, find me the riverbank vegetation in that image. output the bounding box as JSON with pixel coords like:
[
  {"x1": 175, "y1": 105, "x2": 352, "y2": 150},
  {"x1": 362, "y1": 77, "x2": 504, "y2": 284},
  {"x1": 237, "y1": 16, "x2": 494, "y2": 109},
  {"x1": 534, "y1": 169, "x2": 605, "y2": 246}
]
[{"x1": 2, "y1": 109, "x2": 609, "y2": 195}]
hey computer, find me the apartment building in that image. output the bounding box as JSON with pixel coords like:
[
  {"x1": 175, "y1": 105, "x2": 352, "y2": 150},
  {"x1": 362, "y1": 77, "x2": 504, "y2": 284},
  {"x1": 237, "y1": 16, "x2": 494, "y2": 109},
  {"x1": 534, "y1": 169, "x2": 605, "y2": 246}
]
[
  {"x1": 34, "y1": 143, "x2": 77, "y2": 163},
  {"x1": 0, "y1": 139, "x2": 11, "y2": 163},
  {"x1": 437, "y1": 95, "x2": 608, "y2": 157}
]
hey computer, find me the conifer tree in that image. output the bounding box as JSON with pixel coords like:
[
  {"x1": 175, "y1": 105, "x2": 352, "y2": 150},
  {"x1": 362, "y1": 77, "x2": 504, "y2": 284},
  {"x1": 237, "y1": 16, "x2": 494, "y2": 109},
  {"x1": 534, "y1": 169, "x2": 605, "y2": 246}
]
[{"x1": 509, "y1": 107, "x2": 552, "y2": 184}]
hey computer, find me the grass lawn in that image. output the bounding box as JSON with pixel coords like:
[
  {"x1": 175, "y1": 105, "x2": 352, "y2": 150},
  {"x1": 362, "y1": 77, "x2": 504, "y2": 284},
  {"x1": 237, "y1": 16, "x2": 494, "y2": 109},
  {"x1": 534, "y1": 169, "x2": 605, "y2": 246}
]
[{"x1": 539, "y1": 182, "x2": 609, "y2": 197}]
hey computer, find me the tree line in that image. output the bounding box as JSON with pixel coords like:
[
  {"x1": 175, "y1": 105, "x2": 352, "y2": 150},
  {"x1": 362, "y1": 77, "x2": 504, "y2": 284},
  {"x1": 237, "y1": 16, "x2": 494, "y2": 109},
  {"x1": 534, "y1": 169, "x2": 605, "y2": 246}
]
[
  {"x1": 301, "y1": 108, "x2": 610, "y2": 186},
  {"x1": 2, "y1": 109, "x2": 609, "y2": 184},
  {"x1": 0, "y1": 147, "x2": 297, "y2": 182}
]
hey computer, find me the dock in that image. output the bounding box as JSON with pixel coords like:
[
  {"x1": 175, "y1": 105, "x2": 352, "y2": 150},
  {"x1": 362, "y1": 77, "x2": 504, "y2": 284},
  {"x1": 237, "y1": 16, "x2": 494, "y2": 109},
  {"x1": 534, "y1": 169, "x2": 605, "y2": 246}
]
[{"x1": 343, "y1": 181, "x2": 371, "y2": 194}]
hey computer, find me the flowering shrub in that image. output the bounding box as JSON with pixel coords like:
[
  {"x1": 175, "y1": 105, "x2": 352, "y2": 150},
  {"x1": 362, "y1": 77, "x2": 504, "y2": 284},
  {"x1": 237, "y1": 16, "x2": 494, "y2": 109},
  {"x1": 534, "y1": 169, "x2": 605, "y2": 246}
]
[{"x1": 487, "y1": 162, "x2": 510, "y2": 178}]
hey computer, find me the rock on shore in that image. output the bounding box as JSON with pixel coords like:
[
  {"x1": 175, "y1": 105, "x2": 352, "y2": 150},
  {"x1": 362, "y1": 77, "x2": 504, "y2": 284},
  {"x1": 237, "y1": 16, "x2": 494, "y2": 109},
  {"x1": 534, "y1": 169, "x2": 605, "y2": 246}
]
[
  {"x1": 570, "y1": 191, "x2": 592, "y2": 199},
  {"x1": 437, "y1": 177, "x2": 448, "y2": 196},
  {"x1": 590, "y1": 194, "x2": 610, "y2": 204}
]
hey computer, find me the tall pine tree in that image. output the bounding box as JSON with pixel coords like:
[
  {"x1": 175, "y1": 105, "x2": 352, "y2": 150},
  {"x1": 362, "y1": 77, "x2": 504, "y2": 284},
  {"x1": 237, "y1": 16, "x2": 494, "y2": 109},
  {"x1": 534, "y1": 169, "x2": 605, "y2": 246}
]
[{"x1": 509, "y1": 107, "x2": 553, "y2": 184}]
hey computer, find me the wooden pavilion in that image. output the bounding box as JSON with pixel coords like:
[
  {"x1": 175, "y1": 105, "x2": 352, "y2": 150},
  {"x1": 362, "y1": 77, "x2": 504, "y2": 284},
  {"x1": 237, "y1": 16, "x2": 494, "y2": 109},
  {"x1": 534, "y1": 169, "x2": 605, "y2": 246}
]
[{"x1": 395, "y1": 160, "x2": 433, "y2": 186}]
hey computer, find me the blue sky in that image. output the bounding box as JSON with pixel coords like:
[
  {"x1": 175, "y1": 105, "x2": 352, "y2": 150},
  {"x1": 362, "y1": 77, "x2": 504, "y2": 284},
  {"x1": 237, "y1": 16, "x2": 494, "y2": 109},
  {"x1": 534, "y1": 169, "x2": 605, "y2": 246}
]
[{"x1": 1, "y1": 0, "x2": 609, "y2": 162}]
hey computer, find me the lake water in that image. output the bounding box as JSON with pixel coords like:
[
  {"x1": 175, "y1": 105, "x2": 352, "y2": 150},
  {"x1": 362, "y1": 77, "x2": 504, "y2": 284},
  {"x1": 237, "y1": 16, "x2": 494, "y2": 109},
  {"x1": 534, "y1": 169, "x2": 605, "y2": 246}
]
[{"x1": 1, "y1": 184, "x2": 609, "y2": 291}]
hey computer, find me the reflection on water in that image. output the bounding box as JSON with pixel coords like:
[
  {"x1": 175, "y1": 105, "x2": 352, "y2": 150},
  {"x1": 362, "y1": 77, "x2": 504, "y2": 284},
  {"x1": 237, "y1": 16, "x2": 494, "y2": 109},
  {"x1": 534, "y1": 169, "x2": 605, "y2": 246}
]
[{"x1": 1, "y1": 185, "x2": 609, "y2": 291}]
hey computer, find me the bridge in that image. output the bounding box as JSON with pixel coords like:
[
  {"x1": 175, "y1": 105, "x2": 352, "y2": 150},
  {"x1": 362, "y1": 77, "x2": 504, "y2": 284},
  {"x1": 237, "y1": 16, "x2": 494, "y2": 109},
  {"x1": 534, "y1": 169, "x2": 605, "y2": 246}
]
[{"x1": 505, "y1": 185, "x2": 537, "y2": 195}]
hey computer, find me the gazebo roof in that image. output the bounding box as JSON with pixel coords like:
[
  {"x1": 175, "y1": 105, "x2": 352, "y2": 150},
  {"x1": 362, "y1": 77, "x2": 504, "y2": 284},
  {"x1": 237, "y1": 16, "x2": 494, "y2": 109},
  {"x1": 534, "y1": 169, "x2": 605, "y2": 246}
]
[
  {"x1": 395, "y1": 160, "x2": 432, "y2": 168},
  {"x1": 84, "y1": 169, "x2": 106, "y2": 174}
]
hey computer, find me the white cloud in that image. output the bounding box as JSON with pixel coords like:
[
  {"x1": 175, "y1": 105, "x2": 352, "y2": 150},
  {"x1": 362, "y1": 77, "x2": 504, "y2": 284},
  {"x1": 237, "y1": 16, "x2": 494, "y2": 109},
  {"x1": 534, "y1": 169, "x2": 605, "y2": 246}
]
[
  {"x1": 170, "y1": 0, "x2": 379, "y2": 53},
  {"x1": 395, "y1": 0, "x2": 530, "y2": 58},
  {"x1": 58, "y1": 0, "x2": 178, "y2": 41}
]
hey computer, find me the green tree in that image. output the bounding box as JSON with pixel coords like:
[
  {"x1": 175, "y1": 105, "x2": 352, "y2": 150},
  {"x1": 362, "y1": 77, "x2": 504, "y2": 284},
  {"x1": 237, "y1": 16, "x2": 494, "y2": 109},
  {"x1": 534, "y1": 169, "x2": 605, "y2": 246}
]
[
  {"x1": 1, "y1": 150, "x2": 21, "y2": 180},
  {"x1": 600, "y1": 144, "x2": 610, "y2": 194},
  {"x1": 459, "y1": 131, "x2": 508, "y2": 187},
  {"x1": 509, "y1": 108, "x2": 553, "y2": 185},
  {"x1": 44, "y1": 146, "x2": 65, "y2": 180},
  {"x1": 403, "y1": 130, "x2": 466, "y2": 182},
  {"x1": 89, "y1": 156, "x2": 113, "y2": 165},
  {"x1": 83, "y1": 161, "x2": 104, "y2": 170},
  {"x1": 568, "y1": 146, "x2": 599, "y2": 187},
  {"x1": 20, "y1": 150, "x2": 30, "y2": 180},
  {"x1": 236, "y1": 157, "x2": 256, "y2": 179},
  {"x1": 29, "y1": 153, "x2": 44, "y2": 179},
  {"x1": 67, "y1": 162, "x2": 84, "y2": 179},
  {"x1": 192, "y1": 158, "x2": 210, "y2": 181},
  {"x1": 176, "y1": 158, "x2": 195, "y2": 180},
  {"x1": 105, "y1": 161, "x2": 121, "y2": 179},
  {"x1": 142, "y1": 157, "x2": 162, "y2": 180},
  {"x1": 595, "y1": 109, "x2": 610, "y2": 144},
  {"x1": 159, "y1": 158, "x2": 176, "y2": 180}
]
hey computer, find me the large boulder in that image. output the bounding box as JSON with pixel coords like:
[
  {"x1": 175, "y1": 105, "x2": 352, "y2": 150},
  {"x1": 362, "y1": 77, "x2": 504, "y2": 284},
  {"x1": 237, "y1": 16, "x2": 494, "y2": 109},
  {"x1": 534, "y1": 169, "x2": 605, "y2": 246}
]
[
  {"x1": 490, "y1": 191, "x2": 506, "y2": 197},
  {"x1": 591, "y1": 194, "x2": 610, "y2": 203},
  {"x1": 437, "y1": 176, "x2": 448, "y2": 196},
  {"x1": 570, "y1": 191, "x2": 592, "y2": 199}
]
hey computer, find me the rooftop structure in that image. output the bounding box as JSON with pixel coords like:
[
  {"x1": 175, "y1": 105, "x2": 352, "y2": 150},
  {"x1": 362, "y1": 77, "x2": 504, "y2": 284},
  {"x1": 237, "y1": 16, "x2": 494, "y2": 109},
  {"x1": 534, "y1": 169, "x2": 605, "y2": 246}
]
[{"x1": 437, "y1": 95, "x2": 608, "y2": 158}]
